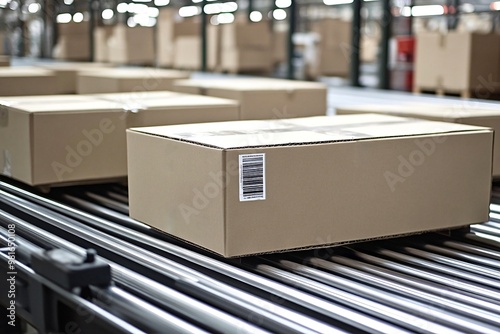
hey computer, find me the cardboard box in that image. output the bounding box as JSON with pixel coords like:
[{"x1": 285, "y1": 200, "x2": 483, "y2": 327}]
[
  {"x1": 0, "y1": 92, "x2": 239, "y2": 187},
  {"x1": 157, "y1": 10, "x2": 199, "y2": 67},
  {"x1": 77, "y1": 68, "x2": 190, "y2": 94},
  {"x1": 308, "y1": 45, "x2": 350, "y2": 78},
  {"x1": 414, "y1": 32, "x2": 500, "y2": 93},
  {"x1": 94, "y1": 26, "x2": 114, "y2": 63},
  {"x1": 127, "y1": 114, "x2": 493, "y2": 257},
  {"x1": 58, "y1": 22, "x2": 89, "y2": 35},
  {"x1": 273, "y1": 30, "x2": 288, "y2": 64},
  {"x1": 0, "y1": 55, "x2": 10, "y2": 67},
  {"x1": 108, "y1": 26, "x2": 155, "y2": 65},
  {"x1": 92, "y1": 91, "x2": 240, "y2": 128},
  {"x1": 221, "y1": 21, "x2": 272, "y2": 49},
  {"x1": 173, "y1": 36, "x2": 201, "y2": 70},
  {"x1": 337, "y1": 103, "x2": 500, "y2": 177},
  {"x1": 37, "y1": 62, "x2": 113, "y2": 94},
  {"x1": 312, "y1": 19, "x2": 351, "y2": 48},
  {"x1": 53, "y1": 35, "x2": 91, "y2": 61},
  {"x1": 0, "y1": 67, "x2": 60, "y2": 96},
  {"x1": 220, "y1": 48, "x2": 272, "y2": 73},
  {"x1": 173, "y1": 78, "x2": 327, "y2": 120}
]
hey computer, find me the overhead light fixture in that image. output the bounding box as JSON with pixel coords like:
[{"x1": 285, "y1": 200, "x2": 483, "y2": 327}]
[
  {"x1": 154, "y1": 0, "x2": 170, "y2": 5},
  {"x1": 411, "y1": 5, "x2": 444, "y2": 17},
  {"x1": 250, "y1": 11, "x2": 263, "y2": 22},
  {"x1": 56, "y1": 13, "x2": 72, "y2": 23},
  {"x1": 275, "y1": 0, "x2": 292, "y2": 8},
  {"x1": 73, "y1": 12, "x2": 84, "y2": 22},
  {"x1": 102, "y1": 8, "x2": 114, "y2": 20},
  {"x1": 179, "y1": 5, "x2": 201, "y2": 17},
  {"x1": 323, "y1": 0, "x2": 353, "y2": 5},
  {"x1": 491, "y1": 1, "x2": 500, "y2": 10},
  {"x1": 273, "y1": 8, "x2": 287, "y2": 20}
]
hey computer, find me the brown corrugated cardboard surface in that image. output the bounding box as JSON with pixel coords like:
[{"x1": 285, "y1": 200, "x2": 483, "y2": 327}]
[
  {"x1": 92, "y1": 91, "x2": 240, "y2": 127},
  {"x1": 221, "y1": 21, "x2": 272, "y2": 49},
  {"x1": 94, "y1": 26, "x2": 114, "y2": 63},
  {"x1": 0, "y1": 92, "x2": 239, "y2": 187},
  {"x1": 37, "y1": 62, "x2": 113, "y2": 94},
  {"x1": 415, "y1": 32, "x2": 500, "y2": 92},
  {"x1": 77, "y1": 68, "x2": 190, "y2": 94},
  {"x1": 0, "y1": 55, "x2": 10, "y2": 67},
  {"x1": 336, "y1": 103, "x2": 500, "y2": 177},
  {"x1": 156, "y1": 9, "x2": 199, "y2": 67},
  {"x1": 127, "y1": 114, "x2": 493, "y2": 257},
  {"x1": 108, "y1": 26, "x2": 155, "y2": 65},
  {"x1": 220, "y1": 49, "x2": 272, "y2": 73},
  {"x1": 0, "y1": 67, "x2": 60, "y2": 96},
  {"x1": 53, "y1": 36, "x2": 91, "y2": 61},
  {"x1": 173, "y1": 78, "x2": 327, "y2": 120}
]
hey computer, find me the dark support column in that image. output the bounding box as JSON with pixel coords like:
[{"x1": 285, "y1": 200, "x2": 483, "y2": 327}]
[
  {"x1": 287, "y1": 0, "x2": 297, "y2": 80},
  {"x1": 408, "y1": 0, "x2": 414, "y2": 36},
  {"x1": 448, "y1": 0, "x2": 460, "y2": 30},
  {"x1": 350, "y1": 0, "x2": 362, "y2": 87},
  {"x1": 201, "y1": 0, "x2": 207, "y2": 72},
  {"x1": 88, "y1": 0, "x2": 96, "y2": 62},
  {"x1": 248, "y1": 0, "x2": 254, "y2": 19},
  {"x1": 378, "y1": 0, "x2": 392, "y2": 89}
]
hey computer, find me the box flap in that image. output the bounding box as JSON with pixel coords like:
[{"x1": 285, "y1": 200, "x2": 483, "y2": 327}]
[
  {"x1": 130, "y1": 114, "x2": 490, "y2": 149},
  {"x1": 338, "y1": 104, "x2": 500, "y2": 121},
  {"x1": 174, "y1": 78, "x2": 327, "y2": 92}
]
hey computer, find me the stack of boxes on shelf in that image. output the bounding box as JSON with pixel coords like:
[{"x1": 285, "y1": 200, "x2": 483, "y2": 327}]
[
  {"x1": 308, "y1": 18, "x2": 351, "y2": 79},
  {"x1": 107, "y1": 25, "x2": 155, "y2": 65},
  {"x1": 219, "y1": 21, "x2": 273, "y2": 74},
  {"x1": 53, "y1": 22, "x2": 90, "y2": 61},
  {"x1": 414, "y1": 32, "x2": 500, "y2": 98}
]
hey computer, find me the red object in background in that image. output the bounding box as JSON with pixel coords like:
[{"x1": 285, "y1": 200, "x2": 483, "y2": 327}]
[
  {"x1": 396, "y1": 36, "x2": 415, "y2": 63},
  {"x1": 391, "y1": 66, "x2": 414, "y2": 92}
]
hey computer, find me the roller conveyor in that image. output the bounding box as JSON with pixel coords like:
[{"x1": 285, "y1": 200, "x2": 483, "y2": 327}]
[{"x1": 0, "y1": 178, "x2": 498, "y2": 334}]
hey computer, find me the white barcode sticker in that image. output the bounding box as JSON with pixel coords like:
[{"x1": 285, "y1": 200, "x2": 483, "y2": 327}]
[{"x1": 239, "y1": 154, "x2": 266, "y2": 202}]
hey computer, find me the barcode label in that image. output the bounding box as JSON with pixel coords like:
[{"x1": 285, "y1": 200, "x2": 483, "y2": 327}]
[{"x1": 239, "y1": 154, "x2": 266, "y2": 201}]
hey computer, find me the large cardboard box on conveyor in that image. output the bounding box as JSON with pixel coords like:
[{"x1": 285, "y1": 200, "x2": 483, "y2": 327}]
[
  {"x1": 0, "y1": 67, "x2": 60, "y2": 96},
  {"x1": 336, "y1": 103, "x2": 500, "y2": 178},
  {"x1": 0, "y1": 92, "x2": 239, "y2": 187},
  {"x1": 173, "y1": 78, "x2": 327, "y2": 120},
  {"x1": 414, "y1": 32, "x2": 500, "y2": 96},
  {"x1": 77, "y1": 68, "x2": 190, "y2": 94},
  {"x1": 127, "y1": 114, "x2": 493, "y2": 257}
]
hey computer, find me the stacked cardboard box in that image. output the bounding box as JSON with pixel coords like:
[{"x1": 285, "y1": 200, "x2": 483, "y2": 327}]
[
  {"x1": 336, "y1": 103, "x2": 500, "y2": 178},
  {"x1": 220, "y1": 21, "x2": 273, "y2": 73},
  {"x1": 173, "y1": 25, "x2": 219, "y2": 71},
  {"x1": 127, "y1": 114, "x2": 492, "y2": 257},
  {"x1": 308, "y1": 19, "x2": 351, "y2": 78},
  {"x1": 0, "y1": 67, "x2": 60, "y2": 96},
  {"x1": 173, "y1": 78, "x2": 327, "y2": 120},
  {"x1": 108, "y1": 25, "x2": 155, "y2": 65},
  {"x1": 94, "y1": 26, "x2": 114, "y2": 63},
  {"x1": 37, "y1": 62, "x2": 113, "y2": 94},
  {"x1": 0, "y1": 55, "x2": 10, "y2": 67},
  {"x1": 53, "y1": 22, "x2": 90, "y2": 61},
  {"x1": 157, "y1": 9, "x2": 199, "y2": 67},
  {"x1": 414, "y1": 32, "x2": 500, "y2": 97},
  {"x1": 0, "y1": 92, "x2": 239, "y2": 187},
  {"x1": 273, "y1": 30, "x2": 288, "y2": 65},
  {"x1": 77, "y1": 68, "x2": 190, "y2": 94}
]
